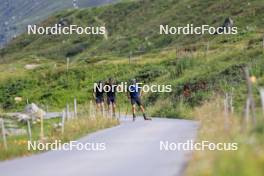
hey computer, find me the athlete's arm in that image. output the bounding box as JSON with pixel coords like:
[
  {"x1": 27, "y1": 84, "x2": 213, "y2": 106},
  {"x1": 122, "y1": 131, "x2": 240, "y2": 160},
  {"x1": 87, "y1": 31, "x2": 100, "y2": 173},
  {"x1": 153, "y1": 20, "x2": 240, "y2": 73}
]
[{"x1": 140, "y1": 88, "x2": 144, "y2": 97}]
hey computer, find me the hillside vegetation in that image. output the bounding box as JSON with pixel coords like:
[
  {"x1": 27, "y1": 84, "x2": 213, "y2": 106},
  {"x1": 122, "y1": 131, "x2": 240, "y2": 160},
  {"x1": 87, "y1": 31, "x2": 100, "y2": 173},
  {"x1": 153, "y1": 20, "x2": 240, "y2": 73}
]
[
  {"x1": 1, "y1": 0, "x2": 263, "y2": 59},
  {"x1": 0, "y1": 0, "x2": 263, "y2": 116}
]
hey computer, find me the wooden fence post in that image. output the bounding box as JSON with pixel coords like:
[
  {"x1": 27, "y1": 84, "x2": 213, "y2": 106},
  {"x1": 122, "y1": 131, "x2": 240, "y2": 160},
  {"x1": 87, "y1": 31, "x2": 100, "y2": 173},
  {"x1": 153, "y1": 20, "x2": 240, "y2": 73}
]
[
  {"x1": 74, "y1": 98, "x2": 78, "y2": 118},
  {"x1": 40, "y1": 111, "x2": 44, "y2": 140},
  {"x1": 1, "y1": 119, "x2": 7, "y2": 150},
  {"x1": 107, "y1": 104, "x2": 111, "y2": 118},
  {"x1": 243, "y1": 67, "x2": 256, "y2": 126},
  {"x1": 89, "y1": 100, "x2": 92, "y2": 118},
  {"x1": 118, "y1": 106, "x2": 121, "y2": 119},
  {"x1": 93, "y1": 102, "x2": 98, "y2": 118},
  {"x1": 102, "y1": 104, "x2": 105, "y2": 118},
  {"x1": 62, "y1": 110, "x2": 65, "y2": 135},
  {"x1": 245, "y1": 97, "x2": 251, "y2": 124},
  {"x1": 230, "y1": 88, "x2": 234, "y2": 113},
  {"x1": 224, "y1": 93, "x2": 229, "y2": 130},
  {"x1": 66, "y1": 104, "x2": 70, "y2": 120},
  {"x1": 93, "y1": 103, "x2": 96, "y2": 118},
  {"x1": 27, "y1": 120, "x2": 32, "y2": 142},
  {"x1": 110, "y1": 104, "x2": 113, "y2": 118},
  {"x1": 66, "y1": 57, "x2": 70, "y2": 72},
  {"x1": 260, "y1": 88, "x2": 264, "y2": 114}
]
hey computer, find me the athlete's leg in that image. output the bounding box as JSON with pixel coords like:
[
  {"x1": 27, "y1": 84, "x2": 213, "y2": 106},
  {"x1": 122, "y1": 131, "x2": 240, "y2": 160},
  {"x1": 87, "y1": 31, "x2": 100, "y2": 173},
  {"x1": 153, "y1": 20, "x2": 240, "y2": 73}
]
[
  {"x1": 132, "y1": 104, "x2": 136, "y2": 113},
  {"x1": 139, "y1": 105, "x2": 145, "y2": 113},
  {"x1": 130, "y1": 98, "x2": 137, "y2": 121},
  {"x1": 135, "y1": 98, "x2": 145, "y2": 113},
  {"x1": 132, "y1": 104, "x2": 136, "y2": 121},
  {"x1": 136, "y1": 98, "x2": 151, "y2": 120},
  {"x1": 112, "y1": 102, "x2": 116, "y2": 117}
]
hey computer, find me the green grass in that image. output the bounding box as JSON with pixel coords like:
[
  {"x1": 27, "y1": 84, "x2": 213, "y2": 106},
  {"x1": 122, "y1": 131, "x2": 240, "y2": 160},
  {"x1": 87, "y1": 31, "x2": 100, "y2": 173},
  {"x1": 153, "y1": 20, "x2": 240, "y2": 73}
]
[
  {"x1": 0, "y1": 113, "x2": 119, "y2": 161},
  {"x1": 185, "y1": 98, "x2": 264, "y2": 176},
  {"x1": 1, "y1": 0, "x2": 263, "y2": 61},
  {"x1": 0, "y1": 0, "x2": 263, "y2": 116},
  {"x1": 0, "y1": 41, "x2": 263, "y2": 116}
]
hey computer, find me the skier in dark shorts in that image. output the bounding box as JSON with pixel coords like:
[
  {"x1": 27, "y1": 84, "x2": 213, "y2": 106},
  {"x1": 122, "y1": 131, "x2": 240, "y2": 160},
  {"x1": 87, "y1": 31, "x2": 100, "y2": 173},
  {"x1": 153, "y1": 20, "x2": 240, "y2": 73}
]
[
  {"x1": 93, "y1": 80, "x2": 105, "y2": 115},
  {"x1": 128, "y1": 79, "x2": 151, "y2": 121},
  {"x1": 105, "y1": 78, "x2": 117, "y2": 117}
]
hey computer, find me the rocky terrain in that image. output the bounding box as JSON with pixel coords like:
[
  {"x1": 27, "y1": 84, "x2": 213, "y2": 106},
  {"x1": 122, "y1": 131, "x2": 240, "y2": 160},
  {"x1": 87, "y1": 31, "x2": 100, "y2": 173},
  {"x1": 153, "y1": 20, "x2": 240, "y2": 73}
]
[{"x1": 0, "y1": 0, "x2": 118, "y2": 47}]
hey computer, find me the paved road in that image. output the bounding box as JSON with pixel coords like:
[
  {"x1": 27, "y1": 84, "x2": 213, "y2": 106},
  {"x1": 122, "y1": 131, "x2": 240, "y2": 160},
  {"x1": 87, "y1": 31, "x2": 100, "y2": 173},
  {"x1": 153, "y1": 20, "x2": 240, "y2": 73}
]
[{"x1": 0, "y1": 117, "x2": 199, "y2": 176}]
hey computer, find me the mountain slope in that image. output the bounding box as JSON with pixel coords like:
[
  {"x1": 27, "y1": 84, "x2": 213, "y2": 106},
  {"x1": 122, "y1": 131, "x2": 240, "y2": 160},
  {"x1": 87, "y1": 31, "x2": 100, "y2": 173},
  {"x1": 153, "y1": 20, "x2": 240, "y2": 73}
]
[
  {"x1": 0, "y1": 0, "x2": 118, "y2": 47},
  {"x1": 1, "y1": 0, "x2": 263, "y2": 61}
]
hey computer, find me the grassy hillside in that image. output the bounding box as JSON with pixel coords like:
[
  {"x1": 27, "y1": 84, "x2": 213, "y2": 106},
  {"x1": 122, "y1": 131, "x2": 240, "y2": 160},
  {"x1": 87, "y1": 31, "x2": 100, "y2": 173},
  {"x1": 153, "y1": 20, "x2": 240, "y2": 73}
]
[
  {"x1": 186, "y1": 98, "x2": 264, "y2": 176},
  {"x1": 0, "y1": 0, "x2": 263, "y2": 115},
  {"x1": 1, "y1": 0, "x2": 263, "y2": 60}
]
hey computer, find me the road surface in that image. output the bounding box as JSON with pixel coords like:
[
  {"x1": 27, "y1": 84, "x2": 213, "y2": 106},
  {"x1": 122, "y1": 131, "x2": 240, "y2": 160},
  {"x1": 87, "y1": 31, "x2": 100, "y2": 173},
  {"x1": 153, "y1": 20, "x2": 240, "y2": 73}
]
[{"x1": 0, "y1": 116, "x2": 199, "y2": 176}]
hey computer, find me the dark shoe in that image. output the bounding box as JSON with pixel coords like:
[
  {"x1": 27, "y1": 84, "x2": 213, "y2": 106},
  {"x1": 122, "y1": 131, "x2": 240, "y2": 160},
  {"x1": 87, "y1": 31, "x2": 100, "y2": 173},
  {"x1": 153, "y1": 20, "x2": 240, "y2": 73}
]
[
  {"x1": 133, "y1": 114, "x2": 136, "y2": 122},
  {"x1": 143, "y1": 113, "x2": 152, "y2": 120}
]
